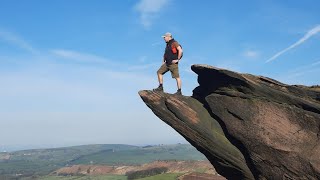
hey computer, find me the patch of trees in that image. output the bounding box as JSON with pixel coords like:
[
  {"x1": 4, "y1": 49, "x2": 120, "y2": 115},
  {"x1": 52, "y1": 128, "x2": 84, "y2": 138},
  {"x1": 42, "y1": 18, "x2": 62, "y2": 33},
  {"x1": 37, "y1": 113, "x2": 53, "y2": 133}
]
[{"x1": 126, "y1": 167, "x2": 168, "y2": 180}]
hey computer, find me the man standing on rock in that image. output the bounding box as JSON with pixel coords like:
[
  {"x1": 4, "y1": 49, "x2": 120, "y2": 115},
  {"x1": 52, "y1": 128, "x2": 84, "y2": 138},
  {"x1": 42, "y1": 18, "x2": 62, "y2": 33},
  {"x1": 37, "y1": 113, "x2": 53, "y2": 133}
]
[{"x1": 153, "y1": 32, "x2": 183, "y2": 95}]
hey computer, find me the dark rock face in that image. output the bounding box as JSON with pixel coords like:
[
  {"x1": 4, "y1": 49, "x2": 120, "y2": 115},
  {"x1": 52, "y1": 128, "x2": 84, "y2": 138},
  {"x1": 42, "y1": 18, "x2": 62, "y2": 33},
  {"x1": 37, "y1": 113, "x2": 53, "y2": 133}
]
[{"x1": 139, "y1": 64, "x2": 320, "y2": 180}]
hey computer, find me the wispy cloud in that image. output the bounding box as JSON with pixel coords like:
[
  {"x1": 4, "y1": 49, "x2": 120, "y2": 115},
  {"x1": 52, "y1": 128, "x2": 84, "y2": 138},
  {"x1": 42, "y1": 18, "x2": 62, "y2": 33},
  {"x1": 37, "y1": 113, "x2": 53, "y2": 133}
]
[
  {"x1": 290, "y1": 60, "x2": 320, "y2": 76},
  {"x1": 311, "y1": 60, "x2": 320, "y2": 67},
  {"x1": 243, "y1": 50, "x2": 260, "y2": 58},
  {"x1": 266, "y1": 25, "x2": 320, "y2": 63},
  {"x1": 50, "y1": 49, "x2": 112, "y2": 64},
  {"x1": 151, "y1": 41, "x2": 162, "y2": 46},
  {"x1": 134, "y1": 0, "x2": 170, "y2": 28},
  {"x1": 127, "y1": 62, "x2": 159, "y2": 71},
  {"x1": 0, "y1": 29, "x2": 38, "y2": 54},
  {"x1": 137, "y1": 56, "x2": 147, "y2": 63}
]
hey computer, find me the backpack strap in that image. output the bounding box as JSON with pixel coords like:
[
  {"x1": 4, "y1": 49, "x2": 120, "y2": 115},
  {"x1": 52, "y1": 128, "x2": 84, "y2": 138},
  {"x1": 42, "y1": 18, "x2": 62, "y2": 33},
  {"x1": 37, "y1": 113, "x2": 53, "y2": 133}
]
[
  {"x1": 171, "y1": 41, "x2": 179, "y2": 54},
  {"x1": 171, "y1": 41, "x2": 183, "y2": 59}
]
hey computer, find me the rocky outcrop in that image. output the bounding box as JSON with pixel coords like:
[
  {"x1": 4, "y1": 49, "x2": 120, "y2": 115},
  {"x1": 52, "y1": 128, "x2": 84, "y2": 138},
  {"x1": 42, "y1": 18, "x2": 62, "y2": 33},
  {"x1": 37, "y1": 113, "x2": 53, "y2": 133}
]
[{"x1": 139, "y1": 64, "x2": 320, "y2": 180}]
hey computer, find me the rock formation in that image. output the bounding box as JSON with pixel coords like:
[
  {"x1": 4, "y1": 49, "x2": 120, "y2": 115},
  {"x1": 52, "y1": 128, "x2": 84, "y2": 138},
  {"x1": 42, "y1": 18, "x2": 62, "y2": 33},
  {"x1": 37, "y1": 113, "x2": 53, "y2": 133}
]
[{"x1": 139, "y1": 64, "x2": 320, "y2": 180}]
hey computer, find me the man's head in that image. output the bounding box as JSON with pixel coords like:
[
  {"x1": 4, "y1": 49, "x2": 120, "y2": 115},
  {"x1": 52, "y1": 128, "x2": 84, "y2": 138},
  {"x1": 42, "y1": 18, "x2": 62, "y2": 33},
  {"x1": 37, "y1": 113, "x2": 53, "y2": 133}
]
[{"x1": 162, "y1": 32, "x2": 172, "y2": 42}]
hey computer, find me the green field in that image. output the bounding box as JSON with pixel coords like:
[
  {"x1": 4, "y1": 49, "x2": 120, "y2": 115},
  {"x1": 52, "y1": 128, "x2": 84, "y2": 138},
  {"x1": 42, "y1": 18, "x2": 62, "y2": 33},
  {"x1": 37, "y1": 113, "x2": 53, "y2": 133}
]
[
  {"x1": 0, "y1": 144, "x2": 206, "y2": 178},
  {"x1": 137, "y1": 173, "x2": 182, "y2": 180},
  {"x1": 70, "y1": 144, "x2": 206, "y2": 165},
  {"x1": 38, "y1": 175, "x2": 127, "y2": 180},
  {"x1": 36, "y1": 173, "x2": 182, "y2": 180},
  {"x1": 0, "y1": 144, "x2": 139, "y2": 176}
]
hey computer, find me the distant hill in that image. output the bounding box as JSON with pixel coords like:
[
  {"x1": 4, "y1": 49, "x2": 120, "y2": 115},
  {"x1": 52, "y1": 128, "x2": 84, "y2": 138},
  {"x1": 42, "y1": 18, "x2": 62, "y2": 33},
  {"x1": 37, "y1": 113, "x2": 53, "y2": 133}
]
[
  {"x1": 69, "y1": 144, "x2": 206, "y2": 165},
  {"x1": 0, "y1": 144, "x2": 206, "y2": 179},
  {"x1": 51, "y1": 160, "x2": 215, "y2": 176}
]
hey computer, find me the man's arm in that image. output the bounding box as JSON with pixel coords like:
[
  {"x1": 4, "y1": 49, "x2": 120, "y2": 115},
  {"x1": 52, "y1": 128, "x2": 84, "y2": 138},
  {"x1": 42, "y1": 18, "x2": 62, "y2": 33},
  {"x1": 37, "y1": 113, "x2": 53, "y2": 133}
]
[
  {"x1": 171, "y1": 44, "x2": 183, "y2": 64},
  {"x1": 177, "y1": 46, "x2": 183, "y2": 60}
]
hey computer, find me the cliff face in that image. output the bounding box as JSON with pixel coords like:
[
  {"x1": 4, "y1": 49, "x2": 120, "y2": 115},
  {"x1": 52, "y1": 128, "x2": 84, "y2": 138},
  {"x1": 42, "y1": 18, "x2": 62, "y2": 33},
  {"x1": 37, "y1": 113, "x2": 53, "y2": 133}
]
[{"x1": 139, "y1": 64, "x2": 320, "y2": 180}]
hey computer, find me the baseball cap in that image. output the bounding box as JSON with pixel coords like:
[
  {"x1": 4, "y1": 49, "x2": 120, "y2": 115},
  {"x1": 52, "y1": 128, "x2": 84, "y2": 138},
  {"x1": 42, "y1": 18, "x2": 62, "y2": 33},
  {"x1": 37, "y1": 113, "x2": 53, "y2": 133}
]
[{"x1": 161, "y1": 32, "x2": 172, "y2": 38}]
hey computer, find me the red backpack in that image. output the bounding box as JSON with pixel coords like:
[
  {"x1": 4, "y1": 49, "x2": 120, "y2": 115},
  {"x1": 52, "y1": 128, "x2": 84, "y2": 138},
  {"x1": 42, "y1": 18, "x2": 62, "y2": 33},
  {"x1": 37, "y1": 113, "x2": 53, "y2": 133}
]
[{"x1": 171, "y1": 42, "x2": 183, "y2": 59}]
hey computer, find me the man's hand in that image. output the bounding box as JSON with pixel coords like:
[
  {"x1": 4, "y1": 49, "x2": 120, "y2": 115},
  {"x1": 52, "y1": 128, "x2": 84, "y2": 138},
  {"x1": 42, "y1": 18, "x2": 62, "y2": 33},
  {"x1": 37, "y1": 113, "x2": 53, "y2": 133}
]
[
  {"x1": 162, "y1": 58, "x2": 166, "y2": 64},
  {"x1": 172, "y1": 59, "x2": 179, "y2": 64},
  {"x1": 177, "y1": 46, "x2": 183, "y2": 60}
]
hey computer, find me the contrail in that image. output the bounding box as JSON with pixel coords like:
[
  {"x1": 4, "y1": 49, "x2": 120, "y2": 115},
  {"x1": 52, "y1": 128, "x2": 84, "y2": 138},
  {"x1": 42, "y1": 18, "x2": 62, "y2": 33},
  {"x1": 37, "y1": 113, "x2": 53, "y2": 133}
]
[
  {"x1": 311, "y1": 60, "x2": 320, "y2": 67},
  {"x1": 151, "y1": 41, "x2": 162, "y2": 46},
  {"x1": 266, "y1": 25, "x2": 320, "y2": 63},
  {"x1": 0, "y1": 29, "x2": 38, "y2": 54}
]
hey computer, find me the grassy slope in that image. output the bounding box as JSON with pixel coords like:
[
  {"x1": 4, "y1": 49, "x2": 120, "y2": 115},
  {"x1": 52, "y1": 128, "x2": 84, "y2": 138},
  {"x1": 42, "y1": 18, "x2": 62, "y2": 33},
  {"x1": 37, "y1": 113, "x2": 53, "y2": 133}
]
[
  {"x1": 37, "y1": 175, "x2": 127, "y2": 180},
  {"x1": 136, "y1": 173, "x2": 182, "y2": 180},
  {"x1": 0, "y1": 144, "x2": 138, "y2": 175},
  {"x1": 70, "y1": 144, "x2": 206, "y2": 165},
  {"x1": 36, "y1": 173, "x2": 182, "y2": 180},
  {"x1": 39, "y1": 173, "x2": 182, "y2": 180},
  {"x1": 0, "y1": 144, "x2": 205, "y2": 176}
]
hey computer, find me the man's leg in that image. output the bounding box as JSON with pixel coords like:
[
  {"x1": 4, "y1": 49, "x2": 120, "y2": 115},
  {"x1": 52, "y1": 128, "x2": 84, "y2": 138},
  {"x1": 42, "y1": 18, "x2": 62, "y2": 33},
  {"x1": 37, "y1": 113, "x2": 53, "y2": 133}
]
[
  {"x1": 157, "y1": 73, "x2": 163, "y2": 85},
  {"x1": 170, "y1": 64, "x2": 182, "y2": 95},
  {"x1": 174, "y1": 77, "x2": 182, "y2": 95},
  {"x1": 157, "y1": 63, "x2": 168, "y2": 85},
  {"x1": 154, "y1": 64, "x2": 168, "y2": 91},
  {"x1": 175, "y1": 77, "x2": 181, "y2": 90}
]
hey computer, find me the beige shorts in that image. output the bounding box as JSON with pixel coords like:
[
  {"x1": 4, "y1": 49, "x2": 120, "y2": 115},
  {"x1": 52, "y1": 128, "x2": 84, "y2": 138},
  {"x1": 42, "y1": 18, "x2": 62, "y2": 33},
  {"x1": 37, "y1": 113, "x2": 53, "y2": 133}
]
[{"x1": 157, "y1": 63, "x2": 180, "y2": 78}]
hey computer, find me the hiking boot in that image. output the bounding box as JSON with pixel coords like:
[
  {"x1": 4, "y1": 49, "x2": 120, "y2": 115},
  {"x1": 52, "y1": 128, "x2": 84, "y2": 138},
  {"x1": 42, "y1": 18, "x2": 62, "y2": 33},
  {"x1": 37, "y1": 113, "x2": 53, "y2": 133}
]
[
  {"x1": 174, "y1": 89, "x2": 182, "y2": 95},
  {"x1": 153, "y1": 85, "x2": 163, "y2": 92}
]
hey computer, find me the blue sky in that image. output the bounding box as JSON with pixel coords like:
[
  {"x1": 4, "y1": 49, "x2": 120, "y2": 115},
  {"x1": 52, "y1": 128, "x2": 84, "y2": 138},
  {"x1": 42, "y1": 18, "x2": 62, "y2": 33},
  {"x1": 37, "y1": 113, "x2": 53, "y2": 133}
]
[{"x1": 0, "y1": 0, "x2": 319, "y2": 151}]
